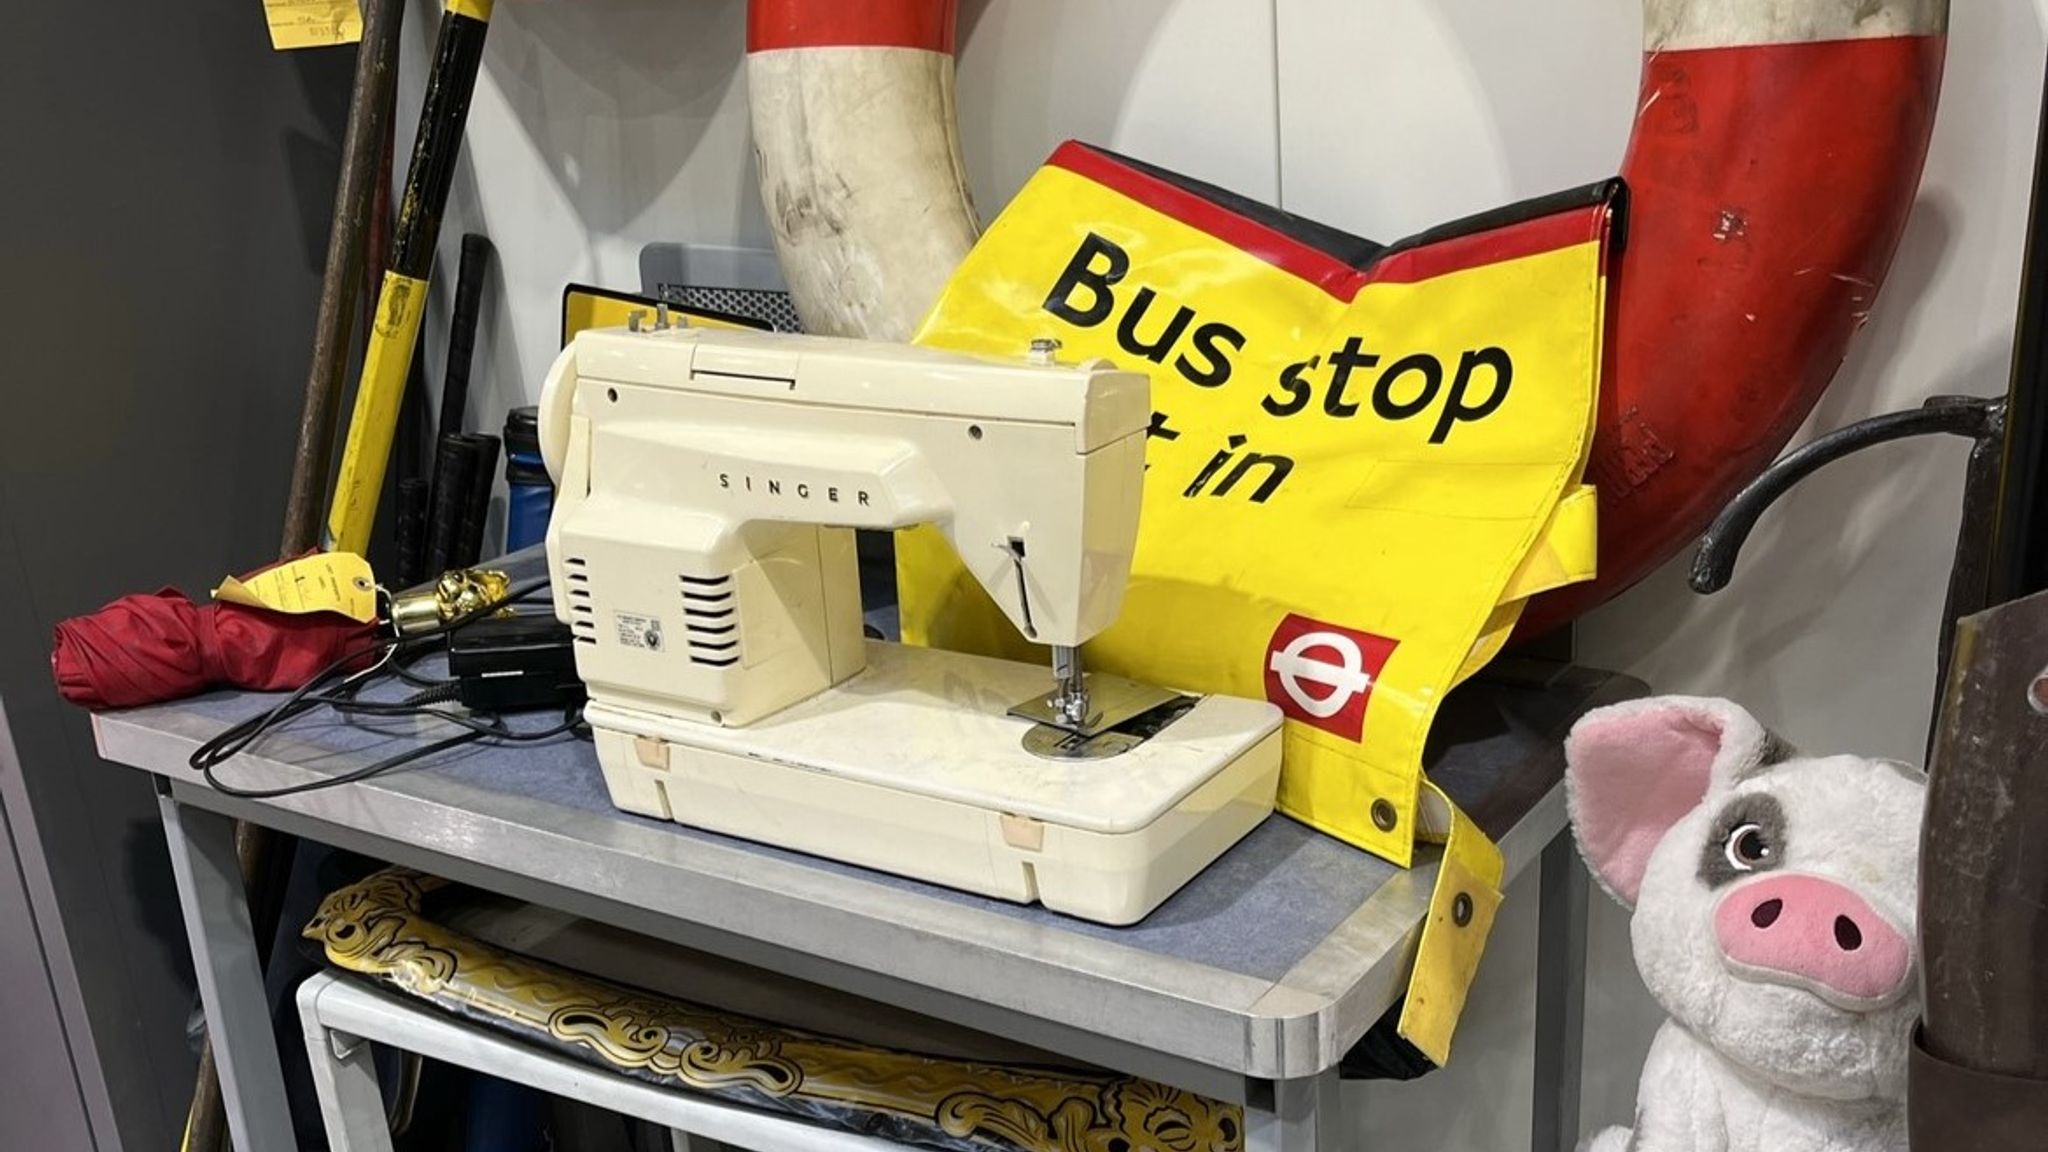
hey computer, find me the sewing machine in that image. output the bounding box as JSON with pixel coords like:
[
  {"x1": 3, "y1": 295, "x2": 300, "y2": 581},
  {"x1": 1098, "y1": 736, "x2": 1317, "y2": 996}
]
[{"x1": 536, "y1": 320, "x2": 1283, "y2": 924}]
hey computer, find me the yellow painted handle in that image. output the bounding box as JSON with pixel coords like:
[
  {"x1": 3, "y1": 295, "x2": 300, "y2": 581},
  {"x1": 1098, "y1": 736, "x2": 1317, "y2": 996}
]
[
  {"x1": 447, "y1": 0, "x2": 493, "y2": 21},
  {"x1": 326, "y1": 271, "x2": 429, "y2": 555}
]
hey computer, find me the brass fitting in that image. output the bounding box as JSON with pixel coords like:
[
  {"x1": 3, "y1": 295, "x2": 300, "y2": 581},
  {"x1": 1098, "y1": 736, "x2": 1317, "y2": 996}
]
[{"x1": 389, "y1": 567, "x2": 512, "y2": 636}]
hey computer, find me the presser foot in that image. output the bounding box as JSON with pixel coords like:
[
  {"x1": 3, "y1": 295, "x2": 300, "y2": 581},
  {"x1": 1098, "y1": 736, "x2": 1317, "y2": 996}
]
[
  {"x1": 1019, "y1": 695, "x2": 1199, "y2": 761},
  {"x1": 1009, "y1": 673, "x2": 1189, "y2": 760},
  {"x1": 1006, "y1": 671, "x2": 1181, "y2": 735}
]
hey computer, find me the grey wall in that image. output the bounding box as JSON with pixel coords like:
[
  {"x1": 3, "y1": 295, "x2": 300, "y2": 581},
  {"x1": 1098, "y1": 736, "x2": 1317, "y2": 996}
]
[{"x1": 0, "y1": 1, "x2": 353, "y2": 1147}]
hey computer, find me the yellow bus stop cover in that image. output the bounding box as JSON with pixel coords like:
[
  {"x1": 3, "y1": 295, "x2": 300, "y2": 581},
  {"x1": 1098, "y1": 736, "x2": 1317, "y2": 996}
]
[{"x1": 900, "y1": 144, "x2": 1619, "y2": 1064}]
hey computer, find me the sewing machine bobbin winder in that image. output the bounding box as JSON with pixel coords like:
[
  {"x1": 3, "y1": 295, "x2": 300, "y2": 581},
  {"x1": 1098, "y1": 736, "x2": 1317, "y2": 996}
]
[{"x1": 538, "y1": 320, "x2": 1282, "y2": 924}]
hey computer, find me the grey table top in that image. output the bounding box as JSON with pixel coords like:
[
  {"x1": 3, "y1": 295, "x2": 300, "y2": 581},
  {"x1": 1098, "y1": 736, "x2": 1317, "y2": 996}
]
[{"x1": 94, "y1": 653, "x2": 1638, "y2": 1084}]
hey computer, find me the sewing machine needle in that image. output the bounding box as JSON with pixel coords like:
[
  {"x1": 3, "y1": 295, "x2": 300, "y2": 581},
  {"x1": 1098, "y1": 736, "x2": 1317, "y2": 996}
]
[{"x1": 1052, "y1": 644, "x2": 1092, "y2": 731}]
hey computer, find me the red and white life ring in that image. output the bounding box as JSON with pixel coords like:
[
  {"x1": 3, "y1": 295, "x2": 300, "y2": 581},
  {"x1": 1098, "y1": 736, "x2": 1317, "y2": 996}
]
[{"x1": 746, "y1": 0, "x2": 1950, "y2": 626}]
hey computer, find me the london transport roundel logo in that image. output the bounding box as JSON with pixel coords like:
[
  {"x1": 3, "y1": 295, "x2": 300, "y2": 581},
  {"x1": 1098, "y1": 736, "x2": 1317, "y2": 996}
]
[{"x1": 1263, "y1": 614, "x2": 1399, "y2": 742}]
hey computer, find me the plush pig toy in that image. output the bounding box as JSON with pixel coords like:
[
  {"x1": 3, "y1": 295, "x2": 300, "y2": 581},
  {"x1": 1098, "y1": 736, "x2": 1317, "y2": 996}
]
[{"x1": 1565, "y1": 697, "x2": 1925, "y2": 1152}]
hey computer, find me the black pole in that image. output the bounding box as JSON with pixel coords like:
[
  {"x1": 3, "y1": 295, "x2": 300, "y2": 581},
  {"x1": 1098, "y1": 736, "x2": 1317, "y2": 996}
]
[
  {"x1": 439, "y1": 233, "x2": 493, "y2": 443},
  {"x1": 326, "y1": 0, "x2": 495, "y2": 556},
  {"x1": 1988, "y1": 70, "x2": 2048, "y2": 606},
  {"x1": 1910, "y1": 48, "x2": 2048, "y2": 1152}
]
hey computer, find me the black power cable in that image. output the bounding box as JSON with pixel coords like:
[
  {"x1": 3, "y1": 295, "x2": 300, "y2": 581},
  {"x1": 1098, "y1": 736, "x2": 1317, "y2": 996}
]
[{"x1": 188, "y1": 579, "x2": 582, "y2": 799}]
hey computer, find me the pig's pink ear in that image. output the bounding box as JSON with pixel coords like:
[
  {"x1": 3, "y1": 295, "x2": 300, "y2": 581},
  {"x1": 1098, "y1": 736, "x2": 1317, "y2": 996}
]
[{"x1": 1565, "y1": 696, "x2": 1773, "y2": 908}]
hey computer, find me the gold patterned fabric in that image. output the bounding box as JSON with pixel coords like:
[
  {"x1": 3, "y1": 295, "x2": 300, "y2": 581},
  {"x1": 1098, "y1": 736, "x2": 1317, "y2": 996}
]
[{"x1": 306, "y1": 869, "x2": 1244, "y2": 1152}]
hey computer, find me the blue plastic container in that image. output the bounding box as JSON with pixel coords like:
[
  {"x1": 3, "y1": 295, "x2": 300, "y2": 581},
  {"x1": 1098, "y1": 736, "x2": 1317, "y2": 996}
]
[{"x1": 503, "y1": 406, "x2": 553, "y2": 552}]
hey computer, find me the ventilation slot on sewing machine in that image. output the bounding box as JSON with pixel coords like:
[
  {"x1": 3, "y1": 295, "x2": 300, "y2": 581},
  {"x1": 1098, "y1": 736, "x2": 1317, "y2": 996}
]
[
  {"x1": 565, "y1": 558, "x2": 597, "y2": 645},
  {"x1": 680, "y1": 574, "x2": 740, "y2": 667}
]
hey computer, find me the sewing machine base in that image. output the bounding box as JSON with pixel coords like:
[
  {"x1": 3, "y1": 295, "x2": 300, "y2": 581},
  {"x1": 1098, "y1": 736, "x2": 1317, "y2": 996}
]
[{"x1": 584, "y1": 641, "x2": 1283, "y2": 925}]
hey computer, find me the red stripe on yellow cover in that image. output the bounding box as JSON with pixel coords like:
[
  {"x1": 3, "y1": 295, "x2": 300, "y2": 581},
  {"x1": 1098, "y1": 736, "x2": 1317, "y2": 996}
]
[
  {"x1": 1049, "y1": 142, "x2": 1606, "y2": 300},
  {"x1": 1362, "y1": 211, "x2": 1607, "y2": 288},
  {"x1": 1049, "y1": 143, "x2": 1364, "y2": 297}
]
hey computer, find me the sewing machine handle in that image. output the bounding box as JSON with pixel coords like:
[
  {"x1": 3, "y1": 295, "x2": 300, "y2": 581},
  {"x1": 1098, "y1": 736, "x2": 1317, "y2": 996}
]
[{"x1": 537, "y1": 342, "x2": 578, "y2": 486}]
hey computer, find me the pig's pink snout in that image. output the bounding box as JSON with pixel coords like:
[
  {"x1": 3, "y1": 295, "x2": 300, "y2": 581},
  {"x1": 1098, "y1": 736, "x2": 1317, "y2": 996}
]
[{"x1": 1714, "y1": 873, "x2": 1911, "y2": 1007}]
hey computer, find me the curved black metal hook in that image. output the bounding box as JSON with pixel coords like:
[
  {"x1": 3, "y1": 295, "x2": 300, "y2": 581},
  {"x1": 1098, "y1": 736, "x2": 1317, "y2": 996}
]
[{"x1": 1690, "y1": 396, "x2": 2005, "y2": 594}]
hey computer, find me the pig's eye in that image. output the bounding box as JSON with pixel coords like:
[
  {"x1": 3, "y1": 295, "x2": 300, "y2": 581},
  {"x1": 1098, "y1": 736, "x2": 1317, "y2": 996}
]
[{"x1": 1724, "y1": 824, "x2": 1773, "y2": 872}]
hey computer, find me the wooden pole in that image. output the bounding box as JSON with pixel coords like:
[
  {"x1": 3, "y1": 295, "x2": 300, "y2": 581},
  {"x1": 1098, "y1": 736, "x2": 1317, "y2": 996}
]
[
  {"x1": 281, "y1": 0, "x2": 408, "y2": 558},
  {"x1": 184, "y1": 5, "x2": 406, "y2": 1149}
]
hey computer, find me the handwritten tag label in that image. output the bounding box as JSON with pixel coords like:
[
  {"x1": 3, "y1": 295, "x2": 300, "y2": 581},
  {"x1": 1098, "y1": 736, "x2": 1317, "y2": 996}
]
[
  {"x1": 215, "y1": 552, "x2": 379, "y2": 623},
  {"x1": 263, "y1": 0, "x2": 363, "y2": 50}
]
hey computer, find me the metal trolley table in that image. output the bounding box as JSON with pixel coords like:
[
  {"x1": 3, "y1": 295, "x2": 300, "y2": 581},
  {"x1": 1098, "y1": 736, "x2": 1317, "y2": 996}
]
[{"x1": 93, "y1": 663, "x2": 1638, "y2": 1151}]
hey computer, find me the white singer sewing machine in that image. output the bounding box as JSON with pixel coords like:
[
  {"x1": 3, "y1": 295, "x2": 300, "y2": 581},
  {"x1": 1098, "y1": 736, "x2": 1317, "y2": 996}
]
[{"x1": 536, "y1": 320, "x2": 1282, "y2": 924}]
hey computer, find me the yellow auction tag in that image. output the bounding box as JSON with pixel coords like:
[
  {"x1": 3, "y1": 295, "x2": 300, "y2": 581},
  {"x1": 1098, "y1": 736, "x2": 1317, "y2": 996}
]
[
  {"x1": 215, "y1": 552, "x2": 379, "y2": 624},
  {"x1": 262, "y1": 0, "x2": 363, "y2": 50}
]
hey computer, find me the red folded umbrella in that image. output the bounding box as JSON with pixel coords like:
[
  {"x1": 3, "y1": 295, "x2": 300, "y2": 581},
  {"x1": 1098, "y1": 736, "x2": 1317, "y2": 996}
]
[{"x1": 52, "y1": 590, "x2": 382, "y2": 710}]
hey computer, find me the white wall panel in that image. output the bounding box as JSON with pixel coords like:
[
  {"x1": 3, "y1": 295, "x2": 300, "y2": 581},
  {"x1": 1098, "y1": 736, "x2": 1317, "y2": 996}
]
[
  {"x1": 399, "y1": 0, "x2": 767, "y2": 442},
  {"x1": 1275, "y1": 0, "x2": 1638, "y2": 242},
  {"x1": 957, "y1": 0, "x2": 1281, "y2": 213}
]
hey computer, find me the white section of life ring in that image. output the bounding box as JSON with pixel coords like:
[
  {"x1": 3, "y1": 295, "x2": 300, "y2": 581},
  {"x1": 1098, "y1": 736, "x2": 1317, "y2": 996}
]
[
  {"x1": 748, "y1": 46, "x2": 978, "y2": 339},
  {"x1": 1644, "y1": 0, "x2": 1946, "y2": 50}
]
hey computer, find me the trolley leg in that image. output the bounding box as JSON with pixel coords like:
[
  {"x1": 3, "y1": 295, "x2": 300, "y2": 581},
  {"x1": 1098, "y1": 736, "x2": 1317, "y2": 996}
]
[
  {"x1": 160, "y1": 795, "x2": 298, "y2": 1152},
  {"x1": 1246, "y1": 1067, "x2": 1340, "y2": 1152},
  {"x1": 298, "y1": 975, "x2": 396, "y2": 1152},
  {"x1": 1533, "y1": 831, "x2": 1590, "y2": 1152}
]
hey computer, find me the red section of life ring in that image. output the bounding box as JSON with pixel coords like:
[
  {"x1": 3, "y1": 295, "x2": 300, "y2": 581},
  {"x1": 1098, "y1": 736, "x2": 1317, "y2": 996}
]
[
  {"x1": 1523, "y1": 25, "x2": 1948, "y2": 633},
  {"x1": 746, "y1": 1, "x2": 1950, "y2": 628},
  {"x1": 747, "y1": 0, "x2": 955, "y2": 53}
]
